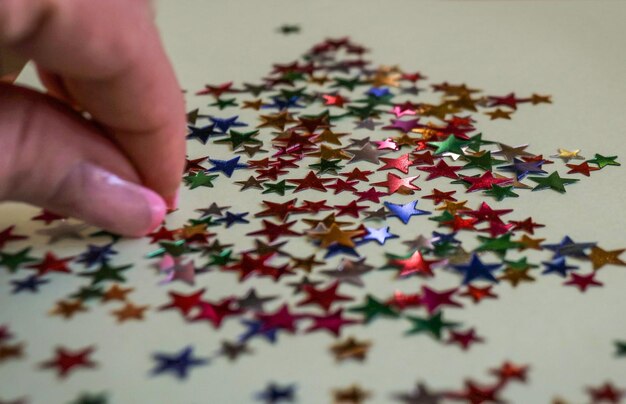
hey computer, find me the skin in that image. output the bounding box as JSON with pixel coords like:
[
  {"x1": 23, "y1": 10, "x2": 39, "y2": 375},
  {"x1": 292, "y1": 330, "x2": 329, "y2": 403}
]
[{"x1": 0, "y1": 0, "x2": 186, "y2": 237}]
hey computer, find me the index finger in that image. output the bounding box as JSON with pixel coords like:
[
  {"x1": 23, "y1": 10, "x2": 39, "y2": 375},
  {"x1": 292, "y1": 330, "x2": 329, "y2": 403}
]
[{"x1": 0, "y1": 0, "x2": 186, "y2": 205}]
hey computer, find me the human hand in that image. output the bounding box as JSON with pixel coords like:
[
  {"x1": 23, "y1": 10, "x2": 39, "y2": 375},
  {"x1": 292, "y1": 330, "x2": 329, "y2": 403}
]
[{"x1": 0, "y1": 0, "x2": 186, "y2": 237}]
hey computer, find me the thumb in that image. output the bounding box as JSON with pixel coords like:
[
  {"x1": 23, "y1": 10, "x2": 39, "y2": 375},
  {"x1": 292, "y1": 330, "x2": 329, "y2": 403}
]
[{"x1": 0, "y1": 83, "x2": 166, "y2": 237}]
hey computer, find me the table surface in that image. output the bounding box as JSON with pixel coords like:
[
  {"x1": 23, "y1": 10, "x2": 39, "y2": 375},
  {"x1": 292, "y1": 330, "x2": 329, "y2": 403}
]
[{"x1": 2, "y1": 1, "x2": 626, "y2": 403}]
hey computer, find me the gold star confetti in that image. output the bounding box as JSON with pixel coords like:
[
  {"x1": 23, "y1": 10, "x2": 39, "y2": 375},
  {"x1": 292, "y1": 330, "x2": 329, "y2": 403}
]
[
  {"x1": 330, "y1": 337, "x2": 371, "y2": 362},
  {"x1": 101, "y1": 284, "x2": 134, "y2": 303},
  {"x1": 308, "y1": 224, "x2": 363, "y2": 248},
  {"x1": 333, "y1": 384, "x2": 371, "y2": 404},
  {"x1": 588, "y1": 246, "x2": 626, "y2": 270},
  {"x1": 111, "y1": 302, "x2": 149, "y2": 323},
  {"x1": 49, "y1": 299, "x2": 88, "y2": 319},
  {"x1": 485, "y1": 108, "x2": 512, "y2": 120},
  {"x1": 551, "y1": 148, "x2": 585, "y2": 162}
]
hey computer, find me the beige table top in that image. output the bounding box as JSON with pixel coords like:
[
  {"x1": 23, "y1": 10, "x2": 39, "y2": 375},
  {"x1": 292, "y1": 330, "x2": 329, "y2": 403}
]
[{"x1": 2, "y1": 1, "x2": 626, "y2": 403}]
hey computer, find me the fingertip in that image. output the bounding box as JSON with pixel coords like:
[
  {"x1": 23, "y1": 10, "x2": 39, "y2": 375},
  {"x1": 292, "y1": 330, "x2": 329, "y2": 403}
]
[
  {"x1": 136, "y1": 186, "x2": 167, "y2": 237},
  {"x1": 49, "y1": 162, "x2": 168, "y2": 238}
]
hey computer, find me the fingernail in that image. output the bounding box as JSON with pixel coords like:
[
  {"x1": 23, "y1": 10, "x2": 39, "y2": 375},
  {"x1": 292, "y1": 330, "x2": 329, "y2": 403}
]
[
  {"x1": 143, "y1": 189, "x2": 168, "y2": 232},
  {"x1": 62, "y1": 163, "x2": 166, "y2": 237}
]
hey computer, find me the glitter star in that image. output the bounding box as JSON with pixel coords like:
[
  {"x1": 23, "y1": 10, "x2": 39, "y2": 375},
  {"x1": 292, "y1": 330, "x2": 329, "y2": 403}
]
[
  {"x1": 191, "y1": 298, "x2": 242, "y2": 328},
  {"x1": 0, "y1": 343, "x2": 24, "y2": 364},
  {"x1": 308, "y1": 224, "x2": 364, "y2": 248},
  {"x1": 297, "y1": 281, "x2": 353, "y2": 311},
  {"x1": 346, "y1": 143, "x2": 388, "y2": 164},
  {"x1": 372, "y1": 173, "x2": 421, "y2": 194},
  {"x1": 27, "y1": 252, "x2": 73, "y2": 277},
  {"x1": 446, "y1": 380, "x2": 503, "y2": 403},
  {"x1": 328, "y1": 178, "x2": 359, "y2": 195},
  {"x1": 420, "y1": 285, "x2": 462, "y2": 314},
  {"x1": 484, "y1": 184, "x2": 519, "y2": 201},
  {"x1": 490, "y1": 361, "x2": 529, "y2": 382},
  {"x1": 447, "y1": 328, "x2": 484, "y2": 350},
  {"x1": 453, "y1": 254, "x2": 502, "y2": 284},
  {"x1": 215, "y1": 130, "x2": 261, "y2": 150},
  {"x1": 216, "y1": 211, "x2": 250, "y2": 228},
  {"x1": 330, "y1": 337, "x2": 371, "y2": 362},
  {"x1": 528, "y1": 171, "x2": 579, "y2": 193},
  {"x1": 587, "y1": 153, "x2": 620, "y2": 168},
  {"x1": 151, "y1": 346, "x2": 208, "y2": 380},
  {"x1": 361, "y1": 226, "x2": 398, "y2": 245},
  {"x1": 49, "y1": 299, "x2": 88, "y2": 319},
  {"x1": 405, "y1": 312, "x2": 459, "y2": 340},
  {"x1": 587, "y1": 246, "x2": 626, "y2": 270},
  {"x1": 36, "y1": 222, "x2": 87, "y2": 244},
  {"x1": 0, "y1": 247, "x2": 37, "y2": 273},
  {"x1": 40, "y1": 346, "x2": 97, "y2": 379},
  {"x1": 320, "y1": 258, "x2": 373, "y2": 287},
  {"x1": 485, "y1": 108, "x2": 512, "y2": 120},
  {"x1": 101, "y1": 284, "x2": 133, "y2": 303},
  {"x1": 255, "y1": 382, "x2": 297, "y2": 403},
  {"x1": 0, "y1": 226, "x2": 27, "y2": 249},
  {"x1": 349, "y1": 295, "x2": 399, "y2": 323},
  {"x1": 255, "y1": 304, "x2": 303, "y2": 334},
  {"x1": 586, "y1": 383, "x2": 624, "y2": 403},
  {"x1": 388, "y1": 250, "x2": 444, "y2": 278},
  {"x1": 459, "y1": 285, "x2": 498, "y2": 304},
  {"x1": 378, "y1": 154, "x2": 412, "y2": 174},
  {"x1": 237, "y1": 289, "x2": 278, "y2": 312},
  {"x1": 392, "y1": 382, "x2": 442, "y2": 404},
  {"x1": 355, "y1": 187, "x2": 388, "y2": 203},
  {"x1": 541, "y1": 256, "x2": 578, "y2": 277},
  {"x1": 261, "y1": 180, "x2": 295, "y2": 195},
  {"x1": 111, "y1": 302, "x2": 149, "y2": 323},
  {"x1": 565, "y1": 161, "x2": 600, "y2": 176},
  {"x1": 384, "y1": 200, "x2": 431, "y2": 224},
  {"x1": 563, "y1": 272, "x2": 603, "y2": 292},
  {"x1": 10, "y1": 274, "x2": 49, "y2": 294},
  {"x1": 423, "y1": 189, "x2": 457, "y2": 205},
  {"x1": 305, "y1": 308, "x2": 359, "y2": 336},
  {"x1": 210, "y1": 115, "x2": 247, "y2": 133},
  {"x1": 31, "y1": 210, "x2": 66, "y2": 225},
  {"x1": 207, "y1": 156, "x2": 248, "y2": 177},
  {"x1": 247, "y1": 220, "x2": 300, "y2": 242},
  {"x1": 417, "y1": 160, "x2": 462, "y2": 180},
  {"x1": 462, "y1": 151, "x2": 505, "y2": 171},
  {"x1": 428, "y1": 136, "x2": 469, "y2": 155},
  {"x1": 543, "y1": 236, "x2": 596, "y2": 258},
  {"x1": 498, "y1": 158, "x2": 546, "y2": 179},
  {"x1": 550, "y1": 148, "x2": 584, "y2": 162},
  {"x1": 287, "y1": 171, "x2": 333, "y2": 192},
  {"x1": 159, "y1": 288, "x2": 206, "y2": 317},
  {"x1": 460, "y1": 171, "x2": 513, "y2": 192},
  {"x1": 186, "y1": 124, "x2": 219, "y2": 144},
  {"x1": 184, "y1": 171, "x2": 219, "y2": 189},
  {"x1": 79, "y1": 262, "x2": 131, "y2": 285},
  {"x1": 493, "y1": 143, "x2": 533, "y2": 161},
  {"x1": 333, "y1": 385, "x2": 371, "y2": 404}
]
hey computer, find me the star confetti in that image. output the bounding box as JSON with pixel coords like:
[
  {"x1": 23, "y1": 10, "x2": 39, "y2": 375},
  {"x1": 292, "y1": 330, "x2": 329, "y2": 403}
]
[{"x1": 0, "y1": 35, "x2": 624, "y2": 403}]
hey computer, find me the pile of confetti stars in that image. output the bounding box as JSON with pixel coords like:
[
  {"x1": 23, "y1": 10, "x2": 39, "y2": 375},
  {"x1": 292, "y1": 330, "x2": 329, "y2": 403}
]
[{"x1": 1, "y1": 37, "x2": 625, "y2": 403}]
